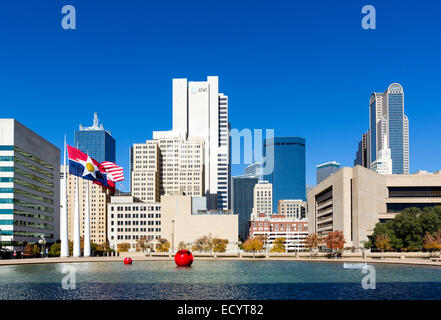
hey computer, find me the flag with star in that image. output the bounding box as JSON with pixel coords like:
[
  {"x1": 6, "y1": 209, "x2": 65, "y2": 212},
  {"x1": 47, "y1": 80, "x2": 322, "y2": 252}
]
[{"x1": 67, "y1": 145, "x2": 115, "y2": 191}]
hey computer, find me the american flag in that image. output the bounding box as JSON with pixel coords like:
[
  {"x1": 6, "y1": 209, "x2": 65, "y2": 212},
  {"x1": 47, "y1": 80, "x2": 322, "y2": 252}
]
[{"x1": 101, "y1": 161, "x2": 124, "y2": 182}]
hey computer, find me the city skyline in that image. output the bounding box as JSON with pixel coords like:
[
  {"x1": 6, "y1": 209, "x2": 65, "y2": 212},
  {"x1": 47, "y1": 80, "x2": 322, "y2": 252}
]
[{"x1": 1, "y1": 1, "x2": 441, "y2": 190}]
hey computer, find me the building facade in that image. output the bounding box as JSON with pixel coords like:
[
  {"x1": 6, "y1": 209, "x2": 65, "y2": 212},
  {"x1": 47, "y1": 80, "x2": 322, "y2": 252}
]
[
  {"x1": 308, "y1": 166, "x2": 441, "y2": 248},
  {"x1": 62, "y1": 166, "x2": 110, "y2": 245},
  {"x1": 231, "y1": 175, "x2": 259, "y2": 241},
  {"x1": 354, "y1": 131, "x2": 369, "y2": 168},
  {"x1": 249, "y1": 214, "x2": 308, "y2": 252},
  {"x1": 244, "y1": 163, "x2": 262, "y2": 179},
  {"x1": 252, "y1": 181, "x2": 273, "y2": 218},
  {"x1": 0, "y1": 119, "x2": 60, "y2": 252},
  {"x1": 369, "y1": 83, "x2": 409, "y2": 174},
  {"x1": 278, "y1": 199, "x2": 307, "y2": 219},
  {"x1": 107, "y1": 195, "x2": 162, "y2": 252},
  {"x1": 74, "y1": 113, "x2": 116, "y2": 163},
  {"x1": 316, "y1": 161, "x2": 340, "y2": 184},
  {"x1": 264, "y1": 137, "x2": 306, "y2": 211}
]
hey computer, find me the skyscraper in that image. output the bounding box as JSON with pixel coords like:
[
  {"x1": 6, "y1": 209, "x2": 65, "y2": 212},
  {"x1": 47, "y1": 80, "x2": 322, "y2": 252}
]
[
  {"x1": 74, "y1": 113, "x2": 116, "y2": 163},
  {"x1": 252, "y1": 181, "x2": 273, "y2": 217},
  {"x1": 316, "y1": 161, "x2": 340, "y2": 184},
  {"x1": 369, "y1": 83, "x2": 409, "y2": 174},
  {"x1": 354, "y1": 131, "x2": 369, "y2": 168},
  {"x1": 154, "y1": 76, "x2": 230, "y2": 210},
  {"x1": 244, "y1": 162, "x2": 262, "y2": 179},
  {"x1": 231, "y1": 175, "x2": 259, "y2": 241},
  {"x1": 263, "y1": 137, "x2": 306, "y2": 212}
]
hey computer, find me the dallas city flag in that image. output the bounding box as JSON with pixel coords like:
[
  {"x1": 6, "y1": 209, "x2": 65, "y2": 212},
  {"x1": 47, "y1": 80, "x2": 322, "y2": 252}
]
[{"x1": 67, "y1": 145, "x2": 115, "y2": 191}]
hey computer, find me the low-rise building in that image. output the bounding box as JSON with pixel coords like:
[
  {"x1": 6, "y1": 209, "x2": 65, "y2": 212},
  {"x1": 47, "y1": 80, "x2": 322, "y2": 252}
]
[
  {"x1": 278, "y1": 199, "x2": 307, "y2": 219},
  {"x1": 308, "y1": 165, "x2": 441, "y2": 248},
  {"x1": 249, "y1": 214, "x2": 308, "y2": 252}
]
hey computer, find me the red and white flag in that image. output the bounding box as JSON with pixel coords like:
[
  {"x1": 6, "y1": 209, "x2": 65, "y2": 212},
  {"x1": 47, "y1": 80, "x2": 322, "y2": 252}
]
[{"x1": 101, "y1": 161, "x2": 124, "y2": 182}]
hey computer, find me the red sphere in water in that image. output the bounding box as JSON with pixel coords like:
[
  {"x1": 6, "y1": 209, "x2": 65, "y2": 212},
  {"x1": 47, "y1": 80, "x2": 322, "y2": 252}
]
[
  {"x1": 174, "y1": 250, "x2": 193, "y2": 267},
  {"x1": 124, "y1": 257, "x2": 133, "y2": 265}
]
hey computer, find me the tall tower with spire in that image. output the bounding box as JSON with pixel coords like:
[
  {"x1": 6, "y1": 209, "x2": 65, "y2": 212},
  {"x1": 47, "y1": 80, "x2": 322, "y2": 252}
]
[{"x1": 74, "y1": 113, "x2": 116, "y2": 163}]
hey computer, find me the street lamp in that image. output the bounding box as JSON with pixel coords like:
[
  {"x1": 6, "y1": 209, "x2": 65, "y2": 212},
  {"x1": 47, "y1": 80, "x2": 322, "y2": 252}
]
[{"x1": 38, "y1": 235, "x2": 46, "y2": 259}]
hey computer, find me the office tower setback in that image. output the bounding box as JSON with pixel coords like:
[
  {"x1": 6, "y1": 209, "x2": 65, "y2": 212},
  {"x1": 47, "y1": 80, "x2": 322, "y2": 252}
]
[
  {"x1": 354, "y1": 132, "x2": 369, "y2": 168},
  {"x1": 152, "y1": 76, "x2": 230, "y2": 210},
  {"x1": 232, "y1": 175, "x2": 259, "y2": 241},
  {"x1": 369, "y1": 83, "x2": 409, "y2": 174},
  {"x1": 61, "y1": 165, "x2": 110, "y2": 245},
  {"x1": 0, "y1": 119, "x2": 60, "y2": 252},
  {"x1": 316, "y1": 161, "x2": 340, "y2": 185},
  {"x1": 371, "y1": 135, "x2": 392, "y2": 174},
  {"x1": 244, "y1": 163, "x2": 262, "y2": 179},
  {"x1": 74, "y1": 113, "x2": 116, "y2": 163},
  {"x1": 252, "y1": 181, "x2": 273, "y2": 217},
  {"x1": 263, "y1": 137, "x2": 306, "y2": 211}
]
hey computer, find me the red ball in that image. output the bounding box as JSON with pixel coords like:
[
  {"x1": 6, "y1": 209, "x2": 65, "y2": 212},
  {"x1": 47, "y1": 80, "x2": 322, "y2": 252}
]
[
  {"x1": 174, "y1": 250, "x2": 193, "y2": 267},
  {"x1": 124, "y1": 257, "x2": 132, "y2": 265}
]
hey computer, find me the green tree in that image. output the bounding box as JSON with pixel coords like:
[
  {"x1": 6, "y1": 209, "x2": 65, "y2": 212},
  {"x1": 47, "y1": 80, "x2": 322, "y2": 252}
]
[
  {"x1": 213, "y1": 238, "x2": 228, "y2": 253},
  {"x1": 270, "y1": 237, "x2": 286, "y2": 253},
  {"x1": 33, "y1": 244, "x2": 41, "y2": 257},
  {"x1": 48, "y1": 243, "x2": 61, "y2": 257},
  {"x1": 393, "y1": 208, "x2": 423, "y2": 251}
]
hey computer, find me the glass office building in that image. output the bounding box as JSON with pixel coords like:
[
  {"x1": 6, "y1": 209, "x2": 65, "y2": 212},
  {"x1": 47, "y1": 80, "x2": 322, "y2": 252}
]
[
  {"x1": 316, "y1": 161, "x2": 340, "y2": 184},
  {"x1": 263, "y1": 137, "x2": 306, "y2": 212},
  {"x1": 232, "y1": 175, "x2": 259, "y2": 241},
  {"x1": 74, "y1": 113, "x2": 116, "y2": 163}
]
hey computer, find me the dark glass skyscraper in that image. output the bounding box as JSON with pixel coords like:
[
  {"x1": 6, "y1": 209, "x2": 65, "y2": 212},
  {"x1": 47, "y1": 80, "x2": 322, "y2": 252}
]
[
  {"x1": 263, "y1": 137, "x2": 306, "y2": 212},
  {"x1": 74, "y1": 113, "x2": 116, "y2": 163},
  {"x1": 232, "y1": 175, "x2": 259, "y2": 241}
]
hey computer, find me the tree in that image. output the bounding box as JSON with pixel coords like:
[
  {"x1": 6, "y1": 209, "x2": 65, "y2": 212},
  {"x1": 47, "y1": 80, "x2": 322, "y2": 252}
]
[
  {"x1": 374, "y1": 233, "x2": 391, "y2": 259},
  {"x1": 136, "y1": 236, "x2": 151, "y2": 252},
  {"x1": 324, "y1": 230, "x2": 346, "y2": 257},
  {"x1": 178, "y1": 241, "x2": 189, "y2": 251},
  {"x1": 423, "y1": 230, "x2": 441, "y2": 257},
  {"x1": 48, "y1": 243, "x2": 61, "y2": 257},
  {"x1": 270, "y1": 237, "x2": 286, "y2": 253},
  {"x1": 304, "y1": 233, "x2": 320, "y2": 258},
  {"x1": 23, "y1": 244, "x2": 34, "y2": 257},
  {"x1": 243, "y1": 236, "x2": 264, "y2": 258},
  {"x1": 213, "y1": 238, "x2": 229, "y2": 253},
  {"x1": 117, "y1": 243, "x2": 131, "y2": 252},
  {"x1": 393, "y1": 208, "x2": 423, "y2": 251},
  {"x1": 191, "y1": 235, "x2": 214, "y2": 253},
  {"x1": 156, "y1": 238, "x2": 170, "y2": 252},
  {"x1": 33, "y1": 244, "x2": 41, "y2": 257}
]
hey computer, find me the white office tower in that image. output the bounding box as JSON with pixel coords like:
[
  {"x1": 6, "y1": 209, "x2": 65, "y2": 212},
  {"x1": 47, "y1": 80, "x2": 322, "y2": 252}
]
[
  {"x1": 152, "y1": 76, "x2": 230, "y2": 210},
  {"x1": 371, "y1": 135, "x2": 393, "y2": 175},
  {"x1": 252, "y1": 181, "x2": 273, "y2": 218},
  {"x1": 369, "y1": 83, "x2": 409, "y2": 174}
]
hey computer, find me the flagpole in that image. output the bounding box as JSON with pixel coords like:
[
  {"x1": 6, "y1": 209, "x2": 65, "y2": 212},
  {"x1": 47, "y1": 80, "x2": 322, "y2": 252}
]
[
  {"x1": 60, "y1": 135, "x2": 69, "y2": 257},
  {"x1": 83, "y1": 180, "x2": 91, "y2": 257},
  {"x1": 73, "y1": 176, "x2": 81, "y2": 257}
]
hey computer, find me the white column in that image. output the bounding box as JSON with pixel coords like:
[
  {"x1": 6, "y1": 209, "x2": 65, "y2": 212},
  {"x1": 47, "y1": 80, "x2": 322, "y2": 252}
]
[
  {"x1": 73, "y1": 176, "x2": 81, "y2": 257},
  {"x1": 83, "y1": 181, "x2": 91, "y2": 257},
  {"x1": 60, "y1": 136, "x2": 69, "y2": 257}
]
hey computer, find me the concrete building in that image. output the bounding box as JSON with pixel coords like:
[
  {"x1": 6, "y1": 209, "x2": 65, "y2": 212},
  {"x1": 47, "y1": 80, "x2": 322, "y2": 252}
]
[
  {"x1": 61, "y1": 165, "x2": 110, "y2": 245},
  {"x1": 0, "y1": 119, "x2": 60, "y2": 252},
  {"x1": 369, "y1": 83, "x2": 409, "y2": 174},
  {"x1": 308, "y1": 165, "x2": 441, "y2": 248},
  {"x1": 249, "y1": 214, "x2": 308, "y2": 252},
  {"x1": 278, "y1": 199, "x2": 307, "y2": 219},
  {"x1": 252, "y1": 181, "x2": 273, "y2": 218},
  {"x1": 131, "y1": 137, "x2": 204, "y2": 202},
  {"x1": 153, "y1": 76, "x2": 230, "y2": 210},
  {"x1": 161, "y1": 195, "x2": 238, "y2": 252},
  {"x1": 316, "y1": 161, "x2": 340, "y2": 184},
  {"x1": 231, "y1": 175, "x2": 259, "y2": 241},
  {"x1": 74, "y1": 113, "x2": 116, "y2": 163},
  {"x1": 107, "y1": 195, "x2": 161, "y2": 252}
]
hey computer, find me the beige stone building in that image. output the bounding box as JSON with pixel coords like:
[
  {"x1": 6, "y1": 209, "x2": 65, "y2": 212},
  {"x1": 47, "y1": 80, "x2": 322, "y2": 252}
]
[
  {"x1": 61, "y1": 165, "x2": 110, "y2": 245},
  {"x1": 308, "y1": 165, "x2": 441, "y2": 248},
  {"x1": 161, "y1": 195, "x2": 238, "y2": 252},
  {"x1": 131, "y1": 137, "x2": 204, "y2": 202},
  {"x1": 252, "y1": 181, "x2": 273, "y2": 218}
]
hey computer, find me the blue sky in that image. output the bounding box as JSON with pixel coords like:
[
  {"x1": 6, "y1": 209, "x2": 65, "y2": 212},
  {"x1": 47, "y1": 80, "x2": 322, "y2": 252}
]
[{"x1": 0, "y1": 0, "x2": 440, "y2": 191}]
